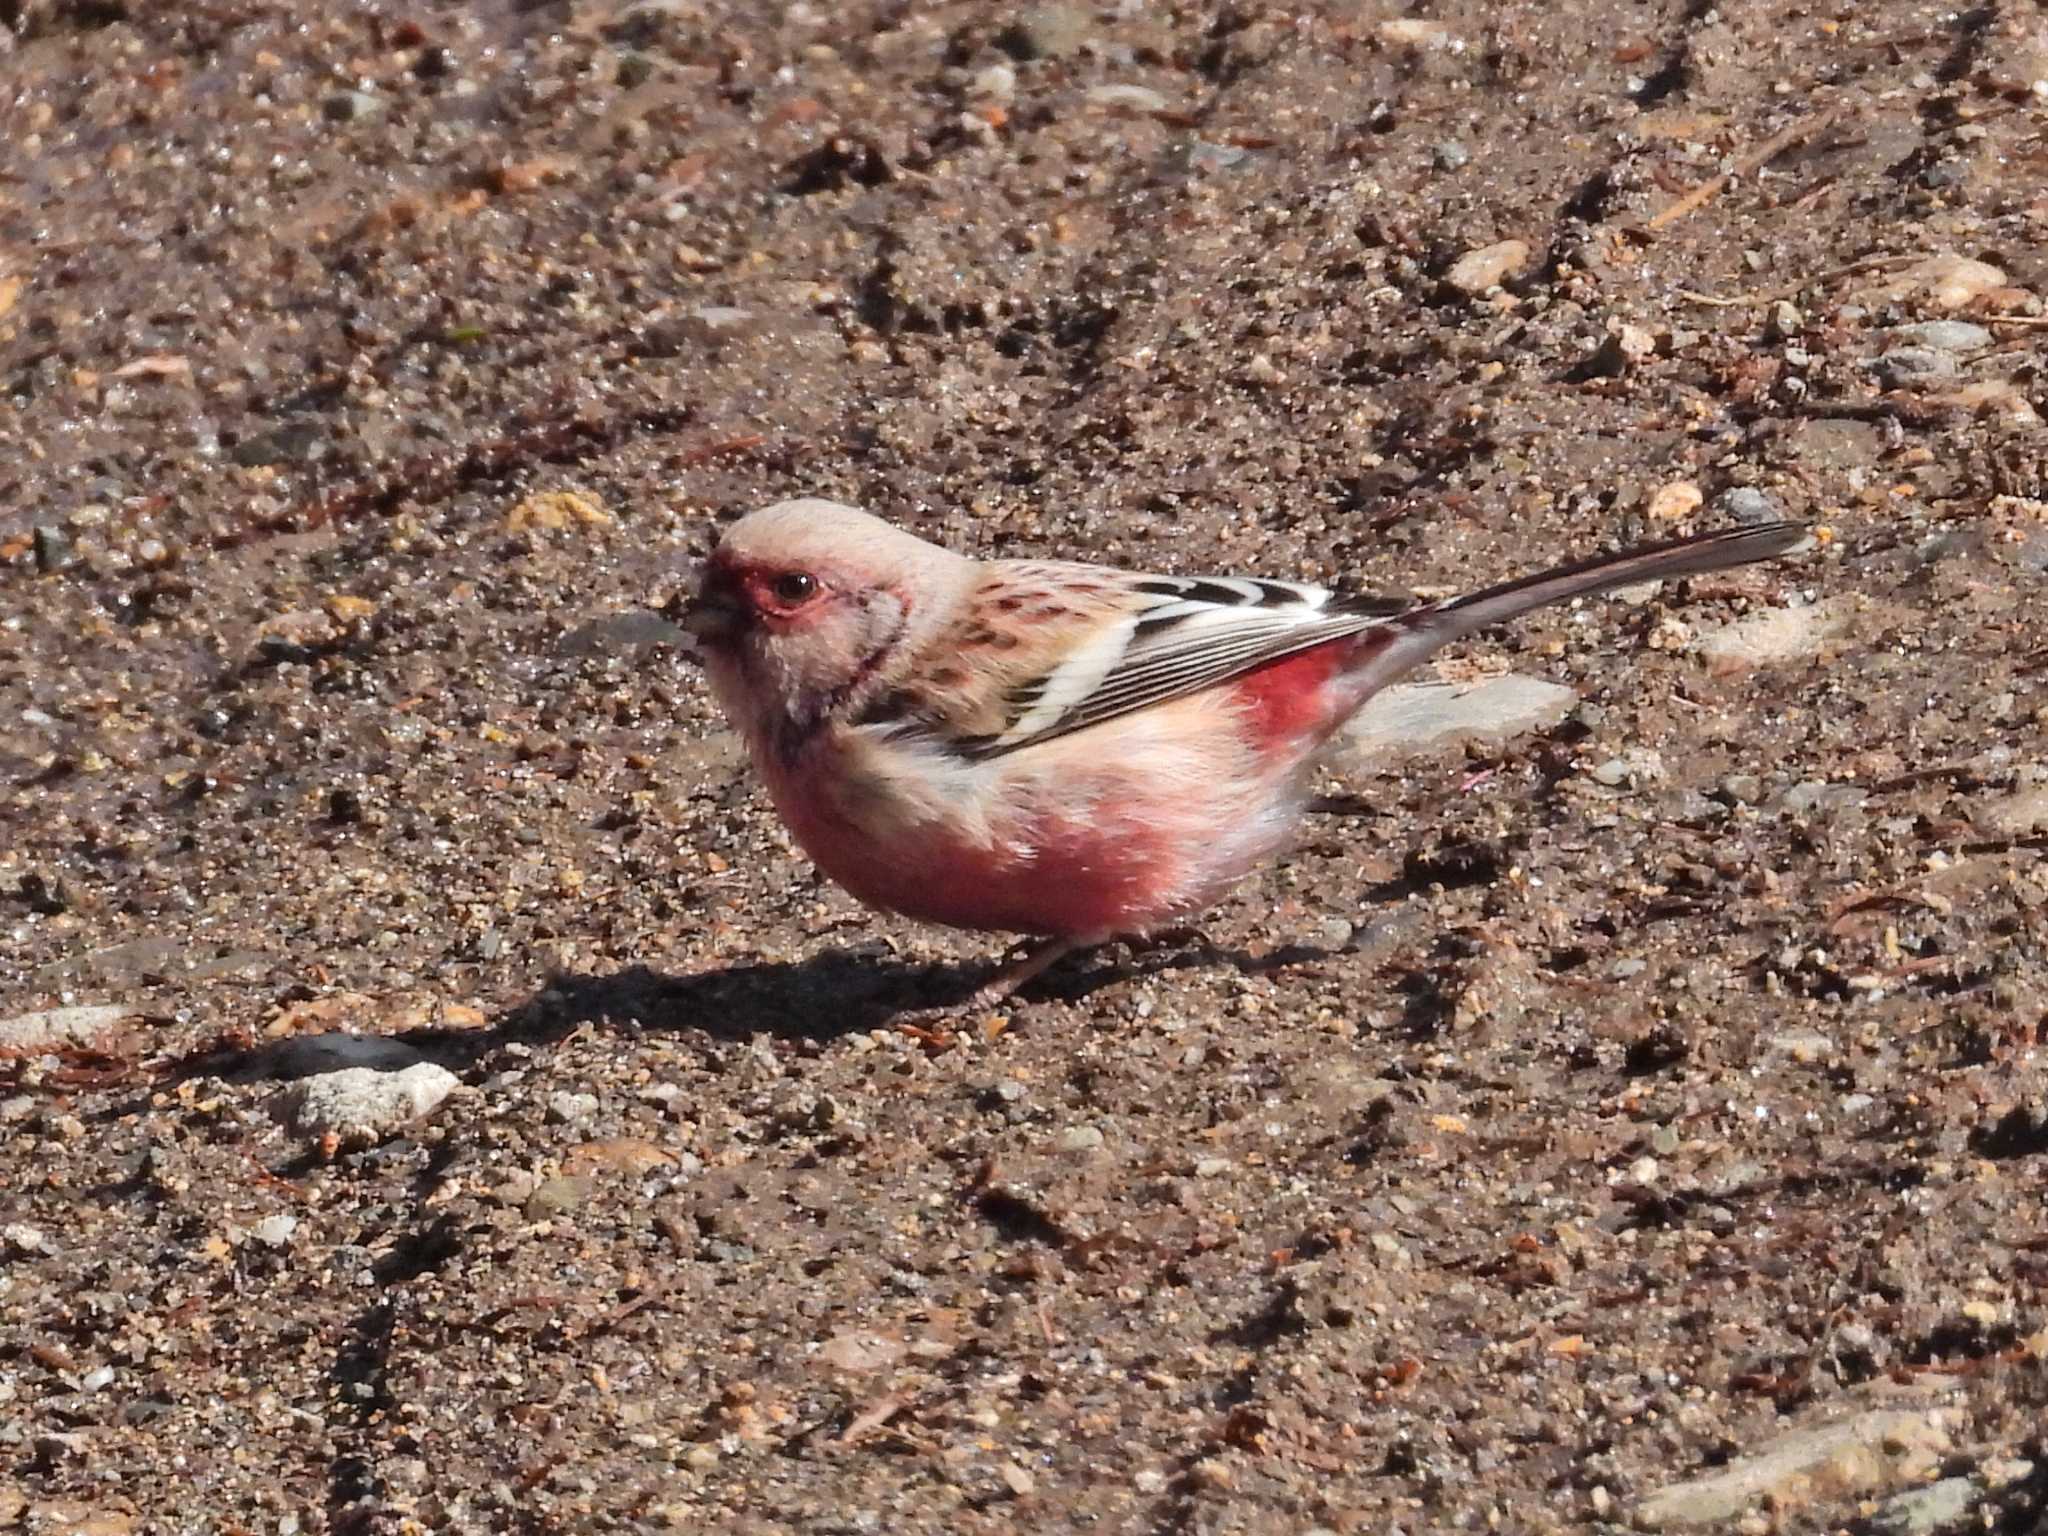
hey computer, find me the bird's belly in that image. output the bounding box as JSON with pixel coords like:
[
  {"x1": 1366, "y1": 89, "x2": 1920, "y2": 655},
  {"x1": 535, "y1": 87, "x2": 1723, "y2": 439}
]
[
  {"x1": 771, "y1": 779, "x2": 1172, "y2": 937},
  {"x1": 760, "y1": 723, "x2": 1298, "y2": 940}
]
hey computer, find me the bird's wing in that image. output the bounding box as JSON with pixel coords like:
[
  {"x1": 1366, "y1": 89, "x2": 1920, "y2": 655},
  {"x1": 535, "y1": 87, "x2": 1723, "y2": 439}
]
[
  {"x1": 859, "y1": 563, "x2": 1407, "y2": 759},
  {"x1": 964, "y1": 574, "x2": 1411, "y2": 757},
  {"x1": 861, "y1": 519, "x2": 1807, "y2": 760}
]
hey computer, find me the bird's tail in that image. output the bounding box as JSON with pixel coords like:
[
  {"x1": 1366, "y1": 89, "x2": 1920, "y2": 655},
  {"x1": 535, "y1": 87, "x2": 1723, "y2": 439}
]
[
  {"x1": 1338, "y1": 519, "x2": 1809, "y2": 703},
  {"x1": 1429, "y1": 519, "x2": 1807, "y2": 635}
]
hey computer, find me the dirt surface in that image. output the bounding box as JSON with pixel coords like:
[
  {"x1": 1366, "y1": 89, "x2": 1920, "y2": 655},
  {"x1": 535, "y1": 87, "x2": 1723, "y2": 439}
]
[{"x1": 5, "y1": 1, "x2": 2048, "y2": 1532}]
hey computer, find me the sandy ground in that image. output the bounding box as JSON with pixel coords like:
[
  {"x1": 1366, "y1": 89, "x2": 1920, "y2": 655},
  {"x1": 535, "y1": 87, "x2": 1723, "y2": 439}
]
[{"x1": 4, "y1": 1, "x2": 2048, "y2": 1532}]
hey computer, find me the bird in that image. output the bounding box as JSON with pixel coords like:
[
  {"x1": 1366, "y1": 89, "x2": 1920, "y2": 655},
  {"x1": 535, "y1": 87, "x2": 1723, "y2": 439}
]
[{"x1": 674, "y1": 498, "x2": 1804, "y2": 1011}]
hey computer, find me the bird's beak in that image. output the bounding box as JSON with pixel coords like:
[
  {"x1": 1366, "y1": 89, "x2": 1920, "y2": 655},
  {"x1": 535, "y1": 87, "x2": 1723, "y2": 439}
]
[{"x1": 662, "y1": 582, "x2": 743, "y2": 647}]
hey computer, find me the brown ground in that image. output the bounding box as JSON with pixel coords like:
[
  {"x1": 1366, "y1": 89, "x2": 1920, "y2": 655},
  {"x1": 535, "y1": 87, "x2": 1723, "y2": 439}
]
[{"x1": 5, "y1": 1, "x2": 2048, "y2": 1532}]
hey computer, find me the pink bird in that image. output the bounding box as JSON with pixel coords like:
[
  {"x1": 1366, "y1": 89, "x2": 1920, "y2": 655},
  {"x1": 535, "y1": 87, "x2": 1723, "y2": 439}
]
[{"x1": 678, "y1": 499, "x2": 1803, "y2": 1010}]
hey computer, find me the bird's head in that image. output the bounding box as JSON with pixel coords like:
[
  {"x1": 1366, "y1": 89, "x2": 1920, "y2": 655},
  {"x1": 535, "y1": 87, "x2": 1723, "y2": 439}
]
[{"x1": 676, "y1": 499, "x2": 974, "y2": 750}]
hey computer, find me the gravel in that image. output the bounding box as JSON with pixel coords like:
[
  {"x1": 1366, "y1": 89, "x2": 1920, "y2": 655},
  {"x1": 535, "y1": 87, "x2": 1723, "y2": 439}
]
[{"x1": 4, "y1": 1, "x2": 2046, "y2": 1531}]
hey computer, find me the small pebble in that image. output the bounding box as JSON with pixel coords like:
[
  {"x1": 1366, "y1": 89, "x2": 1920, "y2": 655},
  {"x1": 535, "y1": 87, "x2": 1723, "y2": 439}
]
[
  {"x1": 321, "y1": 90, "x2": 384, "y2": 123},
  {"x1": 1887, "y1": 320, "x2": 1991, "y2": 354},
  {"x1": 547, "y1": 1090, "x2": 600, "y2": 1126},
  {"x1": 1242, "y1": 352, "x2": 1283, "y2": 387},
  {"x1": 1715, "y1": 488, "x2": 1780, "y2": 525},
  {"x1": 1379, "y1": 17, "x2": 1455, "y2": 49},
  {"x1": 968, "y1": 63, "x2": 1017, "y2": 104},
  {"x1": 995, "y1": 3, "x2": 1089, "y2": 61},
  {"x1": 1444, "y1": 239, "x2": 1528, "y2": 295},
  {"x1": 250, "y1": 1214, "x2": 298, "y2": 1247},
  {"x1": 33, "y1": 525, "x2": 76, "y2": 572},
  {"x1": 1087, "y1": 83, "x2": 1166, "y2": 116},
  {"x1": 1718, "y1": 773, "x2": 1764, "y2": 805},
  {"x1": 525, "y1": 1175, "x2": 593, "y2": 1217},
  {"x1": 1645, "y1": 480, "x2": 1703, "y2": 523},
  {"x1": 1869, "y1": 346, "x2": 1958, "y2": 387},
  {"x1": 1185, "y1": 140, "x2": 1250, "y2": 175},
  {"x1": 1432, "y1": 139, "x2": 1470, "y2": 171}
]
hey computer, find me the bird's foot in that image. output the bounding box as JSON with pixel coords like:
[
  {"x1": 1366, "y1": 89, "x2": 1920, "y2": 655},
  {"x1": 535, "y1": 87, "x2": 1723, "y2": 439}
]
[{"x1": 887, "y1": 937, "x2": 1087, "y2": 1045}]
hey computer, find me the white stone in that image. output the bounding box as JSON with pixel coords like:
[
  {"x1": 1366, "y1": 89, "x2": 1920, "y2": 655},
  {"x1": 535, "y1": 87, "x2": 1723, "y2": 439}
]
[
  {"x1": 281, "y1": 1063, "x2": 460, "y2": 1145},
  {"x1": 1341, "y1": 676, "x2": 1577, "y2": 765},
  {"x1": 1695, "y1": 598, "x2": 1851, "y2": 674},
  {"x1": 1633, "y1": 1410, "x2": 1949, "y2": 1528},
  {"x1": 0, "y1": 1004, "x2": 135, "y2": 1054}
]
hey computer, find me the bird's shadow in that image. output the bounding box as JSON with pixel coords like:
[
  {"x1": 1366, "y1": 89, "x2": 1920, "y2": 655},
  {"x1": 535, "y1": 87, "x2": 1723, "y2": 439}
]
[
  {"x1": 152, "y1": 934, "x2": 1342, "y2": 1095},
  {"x1": 489, "y1": 932, "x2": 1339, "y2": 1056}
]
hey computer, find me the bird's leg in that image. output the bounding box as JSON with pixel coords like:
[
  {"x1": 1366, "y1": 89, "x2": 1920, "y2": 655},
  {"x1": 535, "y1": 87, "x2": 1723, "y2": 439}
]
[
  {"x1": 962, "y1": 935, "x2": 1085, "y2": 1009},
  {"x1": 890, "y1": 936, "x2": 1088, "y2": 1034}
]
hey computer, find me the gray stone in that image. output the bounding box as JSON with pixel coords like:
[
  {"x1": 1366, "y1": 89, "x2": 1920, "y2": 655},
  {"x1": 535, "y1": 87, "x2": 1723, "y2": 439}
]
[
  {"x1": 1632, "y1": 1409, "x2": 1950, "y2": 1529},
  {"x1": 1869, "y1": 346, "x2": 1959, "y2": 387},
  {"x1": 547, "y1": 1090, "x2": 600, "y2": 1126},
  {"x1": 1888, "y1": 320, "x2": 1992, "y2": 354},
  {"x1": 1087, "y1": 83, "x2": 1167, "y2": 115},
  {"x1": 1184, "y1": 140, "x2": 1250, "y2": 175},
  {"x1": 525, "y1": 1175, "x2": 593, "y2": 1217},
  {"x1": 1869, "y1": 1476, "x2": 1978, "y2": 1536},
  {"x1": 1780, "y1": 780, "x2": 1869, "y2": 814},
  {"x1": 1782, "y1": 416, "x2": 1880, "y2": 472},
  {"x1": 996, "y1": 3, "x2": 1090, "y2": 60},
  {"x1": 1971, "y1": 786, "x2": 2048, "y2": 838},
  {"x1": 1718, "y1": 773, "x2": 1764, "y2": 804},
  {"x1": 1341, "y1": 676, "x2": 1577, "y2": 765},
  {"x1": 1714, "y1": 487, "x2": 1781, "y2": 524},
  {"x1": 1590, "y1": 750, "x2": 1663, "y2": 788}
]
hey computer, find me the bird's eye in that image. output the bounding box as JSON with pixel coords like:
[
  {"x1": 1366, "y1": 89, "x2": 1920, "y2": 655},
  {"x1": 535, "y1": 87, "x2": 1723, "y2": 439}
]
[{"x1": 772, "y1": 571, "x2": 818, "y2": 604}]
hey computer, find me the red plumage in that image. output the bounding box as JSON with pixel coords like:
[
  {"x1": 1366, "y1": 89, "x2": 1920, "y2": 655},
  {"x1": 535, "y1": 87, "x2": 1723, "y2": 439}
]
[{"x1": 679, "y1": 499, "x2": 1807, "y2": 1009}]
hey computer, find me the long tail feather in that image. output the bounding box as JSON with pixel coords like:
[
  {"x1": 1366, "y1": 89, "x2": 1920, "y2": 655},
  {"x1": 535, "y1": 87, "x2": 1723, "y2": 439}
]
[
  {"x1": 1340, "y1": 519, "x2": 1808, "y2": 705},
  {"x1": 1431, "y1": 519, "x2": 1807, "y2": 636}
]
